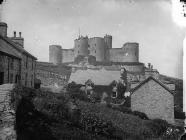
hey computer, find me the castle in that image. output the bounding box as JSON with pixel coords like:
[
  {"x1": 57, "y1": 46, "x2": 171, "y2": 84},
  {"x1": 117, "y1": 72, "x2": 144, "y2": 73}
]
[
  {"x1": 49, "y1": 35, "x2": 145, "y2": 74},
  {"x1": 49, "y1": 35, "x2": 138, "y2": 63}
]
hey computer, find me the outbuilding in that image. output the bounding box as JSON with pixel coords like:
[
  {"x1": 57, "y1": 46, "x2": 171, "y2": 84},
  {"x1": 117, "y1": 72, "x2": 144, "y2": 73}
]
[{"x1": 130, "y1": 76, "x2": 174, "y2": 124}]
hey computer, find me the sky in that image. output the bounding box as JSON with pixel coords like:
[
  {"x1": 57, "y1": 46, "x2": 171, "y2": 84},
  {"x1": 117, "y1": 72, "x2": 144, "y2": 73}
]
[{"x1": 1, "y1": 0, "x2": 186, "y2": 79}]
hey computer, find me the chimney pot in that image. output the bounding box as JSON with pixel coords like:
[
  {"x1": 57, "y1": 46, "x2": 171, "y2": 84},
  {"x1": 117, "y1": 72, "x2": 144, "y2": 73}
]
[
  {"x1": 148, "y1": 63, "x2": 151, "y2": 69},
  {"x1": 19, "y1": 32, "x2": 21, "y2": 37},
  {"x1": 13, "y1": 31, "x2": 16, "y2": 37}
]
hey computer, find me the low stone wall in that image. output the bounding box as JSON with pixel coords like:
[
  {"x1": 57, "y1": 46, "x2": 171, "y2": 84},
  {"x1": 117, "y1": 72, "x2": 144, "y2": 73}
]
[{"x1": 0, "y1": 84, "x2": 16, "y2": 140}]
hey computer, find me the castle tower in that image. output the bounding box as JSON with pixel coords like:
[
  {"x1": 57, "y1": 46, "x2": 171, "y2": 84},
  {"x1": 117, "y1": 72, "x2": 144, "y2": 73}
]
[
  {"x1": 88, "y1": 37, "x2": 106, "y2": 62},
  {"x1": 49, "y1": 45, "x2": 62, "y2": 65},
  {"x1": 104, "y1": 34, "x2": 112, "y2": 49},
  {"x1": 122, "y1": 42, "x2": 139, "y2": 62},
  {"x1": 74, "y1": 36, "x2": 89, "y2": 58}
]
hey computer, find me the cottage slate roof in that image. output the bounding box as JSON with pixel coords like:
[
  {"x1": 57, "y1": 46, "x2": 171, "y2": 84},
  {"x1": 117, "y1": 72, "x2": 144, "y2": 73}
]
[
  {"x1": 130, "y1": 76, "x2": 175, "y2": 95},
  {"x1": 68, "y1": 67, "x2": 121, "y2": 85},
  {"x1": 0, "y1": 35, "x2": 37, "y2": 60},
  {"x1": 0, "y1": 37, "x2": 21, "y2": 59}
]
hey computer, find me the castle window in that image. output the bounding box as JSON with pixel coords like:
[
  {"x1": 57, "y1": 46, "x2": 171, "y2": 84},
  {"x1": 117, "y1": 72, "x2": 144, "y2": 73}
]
[
  {"x1": 95, "y1": 44, "x2": 96, "y2": 46},
  {"x1": 78, "y1": 50, "x2": 79, "y2": 54},
  {"x1": 95, "y1": 50, "x2": 96, "y2": 53}
]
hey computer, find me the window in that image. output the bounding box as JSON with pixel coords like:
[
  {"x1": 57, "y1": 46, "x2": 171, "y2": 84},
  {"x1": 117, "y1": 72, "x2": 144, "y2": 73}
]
[
  {"x1": 78, "y1": 50, "x2": 79, "y2": 54},
  {"x1": 95, "y1": 44, "x2": 96, "y2": 46},
  {"x1": 112, "y1": 86, "x2": 117, "y2": 98},
  {"x1": 95, "y1": 50, "x2": 96, "y2": 53}
]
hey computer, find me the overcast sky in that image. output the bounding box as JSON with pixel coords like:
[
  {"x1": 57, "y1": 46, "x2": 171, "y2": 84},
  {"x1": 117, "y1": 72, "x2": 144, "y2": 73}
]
[{"x1": 1, "y1": 0, "x2": 185, "y2": 79}]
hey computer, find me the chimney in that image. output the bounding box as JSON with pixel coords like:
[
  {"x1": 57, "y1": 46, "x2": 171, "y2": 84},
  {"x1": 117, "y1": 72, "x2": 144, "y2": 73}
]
[
  {"x1": 13, "y1": 31, "x2": 16, "y2": 37},
  {"x1": 148, "y1": 63, "x2": 151, "y2": 69},
  {"x1": 19, "y1": 32, "x2": 21, "y2": 37},
  {"x1": 11, "y1": 31, "x2": 24, "y2": 48},
  {"x1": 151, "y1": 65, "x2": 153, "y2": 70}
]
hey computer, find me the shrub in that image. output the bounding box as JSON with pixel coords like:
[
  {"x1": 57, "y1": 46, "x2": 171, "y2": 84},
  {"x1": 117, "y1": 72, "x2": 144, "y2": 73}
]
[
  {"x1": 116, "y1": 106, "x2": 133, "y2": 114},
  {"x1": 123, "y1": 96, "x2": 131, "y2": 107},
  {"x1": 117, "y1": 82, "x2": 126, "y2": 98},
  {"x1": 132, "y1": 111, "x2": 149, "y2": 120},
  {"x1": 89, "y1": 92, "x2": 101, "y2": 103},
  {"x1": 69, "y1": 91, "x2": 89, "y2": 102},
  {"x1": 66, "y1": 81, "x2": 82, "y2": 93},
  {"x1": 152, "y1": 119, "x2": 169, "y2": 135},
  {"x1": 80, "y1": 112, "x2": 115, "y2": 137}
]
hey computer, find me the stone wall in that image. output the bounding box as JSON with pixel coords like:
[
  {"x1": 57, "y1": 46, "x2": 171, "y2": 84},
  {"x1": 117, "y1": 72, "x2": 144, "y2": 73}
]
[
  {"x1": 131, "y1": 79, "x2": 174, "y2": 124},
  {"x1": 0, "y1": 53, "x2": 21, "y2": 84},
  {"x1": 0, "y1": 84, "x2": 16, "y2": 140},
  {"x1": 36, "y1": 62, "x2": 72, "y2": 87},
  {"x1": 62, "y1": 49, "x2": 74, "y2": 63},
  {"x1": 21, "y1": 54, "x2": 36, "y2": 88}
]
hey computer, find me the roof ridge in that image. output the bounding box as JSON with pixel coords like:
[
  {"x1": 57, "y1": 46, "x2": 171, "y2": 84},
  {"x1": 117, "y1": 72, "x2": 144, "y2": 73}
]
[
  {"x1": 130, "y1": 76, "x2": 175, "y2": 95},
  {"x1": 0, "y1": 35, "x2": 37, "y2": 60}
]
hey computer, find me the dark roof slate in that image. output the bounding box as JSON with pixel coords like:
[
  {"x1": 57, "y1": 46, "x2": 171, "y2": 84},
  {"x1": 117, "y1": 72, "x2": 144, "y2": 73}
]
[
  {"x1": 0, "y1": 37, "x2": 21, "y2": 59},
  {"x1": 0, "y1": 35, "x2": 37, "y2": 60}
]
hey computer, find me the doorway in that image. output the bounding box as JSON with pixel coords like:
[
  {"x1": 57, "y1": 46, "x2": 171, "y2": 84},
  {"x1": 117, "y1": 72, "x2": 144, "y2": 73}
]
[{"x1": 0, "y1": 72, "x2": 4, "y2": 85}]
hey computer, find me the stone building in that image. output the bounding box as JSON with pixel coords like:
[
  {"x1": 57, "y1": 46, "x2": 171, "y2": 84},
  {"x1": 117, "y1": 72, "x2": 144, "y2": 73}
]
[
  {"x1": 69, "y1": 67, "x2": 127, "y2": 98},
  {"x1": 130, "y1": 76, "x2": 175, "y2": 124},
  {"x1": 0, "y1": 22, "x2": 37, "y2": 87}
]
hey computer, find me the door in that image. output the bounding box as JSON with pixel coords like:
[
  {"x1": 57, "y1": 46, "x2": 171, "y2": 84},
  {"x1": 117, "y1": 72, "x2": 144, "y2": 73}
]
[{"x1": 0, "y1": 72, "x2": 4, "y2": 85}]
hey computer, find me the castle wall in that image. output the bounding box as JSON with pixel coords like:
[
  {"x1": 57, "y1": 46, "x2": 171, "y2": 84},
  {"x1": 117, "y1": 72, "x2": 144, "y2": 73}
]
[
  {"x1": 62, "y1": 49, "x2": 74, "y2": 63},
  {"x1": 74, "y1": 36, "x2": 89, "y2": 58},
  {"x1": 109, "y1": 48, "x2": 125, "y2": 62},
  {"x1": 49, "y1": 45, "x2": 62, "y2": 65},
  {"x1": 88, "y1": 37, "x2": 106, "y2": 62},
  {"x1": 109, "y1": 43, "x2": 139, "y2": 63}
]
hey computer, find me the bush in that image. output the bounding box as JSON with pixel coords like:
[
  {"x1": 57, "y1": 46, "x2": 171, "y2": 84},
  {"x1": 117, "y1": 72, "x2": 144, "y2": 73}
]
[
  {"x1": 69, "y1": 91, "x2": 89, "y2": 102},
  {"x1": 123, "y1": 96, "x2": 131, "y2": 107},
  {"x1": 66, "y1": 81, "x2": 82, "y2": 93},
  {"x1": 152, "y1": 119, "x2": 169, "y2": 135},
  {"x1": 132, "y1": 111, "x2": 149, "y2": 120},
  {"x1": 80, "y1": 112, "x2": 115, "y2": 137},
  {"x1": 116, "y1": 106, "x2": 133, "y2": 114}
]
